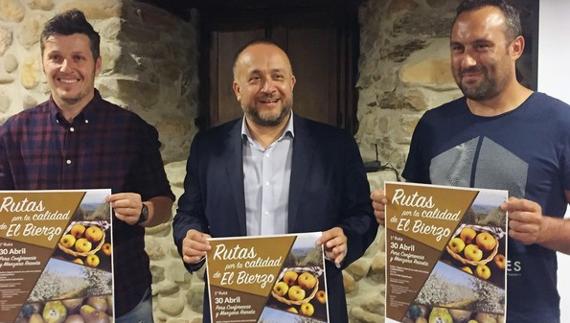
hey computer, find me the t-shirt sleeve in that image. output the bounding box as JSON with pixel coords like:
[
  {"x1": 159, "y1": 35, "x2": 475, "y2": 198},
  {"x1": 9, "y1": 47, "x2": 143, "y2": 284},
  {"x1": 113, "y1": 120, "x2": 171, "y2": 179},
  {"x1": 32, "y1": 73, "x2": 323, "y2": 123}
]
[{"x1": 402, "y1": 115, "x2": 431, "y2": 184}]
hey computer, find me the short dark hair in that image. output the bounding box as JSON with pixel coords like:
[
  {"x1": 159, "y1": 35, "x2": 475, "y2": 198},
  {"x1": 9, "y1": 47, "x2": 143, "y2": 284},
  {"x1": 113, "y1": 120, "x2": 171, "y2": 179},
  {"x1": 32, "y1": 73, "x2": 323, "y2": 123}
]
[
  {"x1": 232, "y1": 39, "x2": 291, "y2": 77},
  {"x1": 454, "y1": 0, "x2": 522, "y2": 40},
  {"x1": 41, "y1": 9, "x2": 100, "y2": 59}
]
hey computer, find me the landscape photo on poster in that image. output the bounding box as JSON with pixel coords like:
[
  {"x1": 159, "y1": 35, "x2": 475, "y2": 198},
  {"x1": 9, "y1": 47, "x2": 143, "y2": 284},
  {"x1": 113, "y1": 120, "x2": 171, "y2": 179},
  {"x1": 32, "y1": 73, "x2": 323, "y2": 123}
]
[
  {"x1": 0, "y1": 189, "x2": 114, "y2": 323},
  {"x1": 206, "y1": 232, "x2": 330, "y2": 323},
  {"x1": 384, "y1": 182, "x2": 508, "y2": 323}
]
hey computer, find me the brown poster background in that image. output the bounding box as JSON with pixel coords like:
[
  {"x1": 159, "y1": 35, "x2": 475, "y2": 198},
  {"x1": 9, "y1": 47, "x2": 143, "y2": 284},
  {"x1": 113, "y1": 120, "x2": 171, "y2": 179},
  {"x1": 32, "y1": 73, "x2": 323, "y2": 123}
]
[
  {"x1": 206, "y1": 232, "x2": 329, "y2": 323},
  {"x1": 0, "y1": 190, "x2": 113, "y2": 323},
  {"x1": 384, "y1": 182, "x2": 507, "y2": 323}
]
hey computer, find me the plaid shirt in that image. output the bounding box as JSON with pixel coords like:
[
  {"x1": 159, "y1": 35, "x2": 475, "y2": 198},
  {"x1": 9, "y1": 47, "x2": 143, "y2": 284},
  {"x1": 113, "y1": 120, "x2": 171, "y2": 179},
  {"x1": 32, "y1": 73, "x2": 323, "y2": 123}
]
[{"x1": 0, "y1": 91, "x2": 174, "y2": 316}]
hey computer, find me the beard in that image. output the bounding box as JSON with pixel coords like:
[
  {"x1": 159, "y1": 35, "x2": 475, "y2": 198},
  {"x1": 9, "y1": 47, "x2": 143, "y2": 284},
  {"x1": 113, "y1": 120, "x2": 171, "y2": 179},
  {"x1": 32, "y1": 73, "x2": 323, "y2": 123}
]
[
  {"x1": 52, "y1": 73, "x2": 96, "y2": 108},
  {"x1": 60, "y1": 95, "x2": 84, "y2": 105},
  {"x1": 243, "y1": 97, "x2": 293, "y2": 127},
  {"x1": 456, "y1": 66, "x2": 501, "y2": 101}
]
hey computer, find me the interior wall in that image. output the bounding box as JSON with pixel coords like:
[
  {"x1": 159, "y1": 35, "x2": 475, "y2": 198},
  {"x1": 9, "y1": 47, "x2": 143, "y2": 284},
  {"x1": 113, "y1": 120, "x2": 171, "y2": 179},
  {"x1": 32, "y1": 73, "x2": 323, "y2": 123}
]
[
  {"x1": 538, "y1": 0, "x2": 570, "y2": 322},
  {"x1": 537, "y1": 2, "x2": 570, "y2": 322}
]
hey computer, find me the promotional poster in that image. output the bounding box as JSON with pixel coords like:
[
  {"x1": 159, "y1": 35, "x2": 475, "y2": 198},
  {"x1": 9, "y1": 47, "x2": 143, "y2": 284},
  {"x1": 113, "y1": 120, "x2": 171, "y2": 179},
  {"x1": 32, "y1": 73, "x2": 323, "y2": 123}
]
[
  {"x1": 384, "y1": 182, "x2": 508, "y2": 323},
  {"x1": 0, "y1": 189, "x2": 113, "y2": 323},
  {"x1": 206, "y1": 232, "x2": 329, "y2": 322}
]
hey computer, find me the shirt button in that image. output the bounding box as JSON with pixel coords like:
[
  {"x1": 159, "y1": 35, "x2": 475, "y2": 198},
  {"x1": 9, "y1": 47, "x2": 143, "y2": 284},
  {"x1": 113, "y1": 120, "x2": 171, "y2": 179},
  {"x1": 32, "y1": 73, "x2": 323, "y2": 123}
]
[
  {"x1": 264, "y1": 211, "x2": 269, "y2": 216},
  {"x1": 70, "y1": 127, "x2": 75, "y2": 132},
  {"x1": 85, "y1": 119, "x2": 89, "y2": 124},
  {"x1": 66, "y1": 159, "x2": 72, "y2": 165},
  {"x1": 265, "y1": 181, "x2": 270, "y2": 186}
]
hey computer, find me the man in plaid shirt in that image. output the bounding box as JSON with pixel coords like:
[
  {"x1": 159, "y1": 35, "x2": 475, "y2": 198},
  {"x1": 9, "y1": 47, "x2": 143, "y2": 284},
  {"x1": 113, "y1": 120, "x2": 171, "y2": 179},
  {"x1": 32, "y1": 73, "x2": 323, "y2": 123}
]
[{"x1": 0, "y1": 10, "x2": 174, "y2": 322}]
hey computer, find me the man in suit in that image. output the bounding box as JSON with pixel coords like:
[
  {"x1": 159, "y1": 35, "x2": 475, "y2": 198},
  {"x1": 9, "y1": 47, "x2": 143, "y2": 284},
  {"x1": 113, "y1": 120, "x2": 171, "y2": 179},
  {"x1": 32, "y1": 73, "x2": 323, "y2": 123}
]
[{"x1": 173, "y1": 40, "x2": 377, "y2": 322}]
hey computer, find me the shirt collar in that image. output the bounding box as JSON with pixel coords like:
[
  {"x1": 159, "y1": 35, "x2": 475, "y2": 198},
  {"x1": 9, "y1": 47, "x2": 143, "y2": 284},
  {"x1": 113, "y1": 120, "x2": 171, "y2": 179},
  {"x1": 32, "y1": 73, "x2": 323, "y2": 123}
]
[
  {"x1": 241, "y1": 112, "x2": 295, "y2": 144},
  {"x1": 49, "y1": 89, "x2": 102, "y2": 126}
]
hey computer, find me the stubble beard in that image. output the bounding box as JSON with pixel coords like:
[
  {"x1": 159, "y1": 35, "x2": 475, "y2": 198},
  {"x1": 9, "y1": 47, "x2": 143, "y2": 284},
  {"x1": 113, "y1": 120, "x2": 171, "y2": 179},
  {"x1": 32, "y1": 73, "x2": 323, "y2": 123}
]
[
  {"x1": 52, "y1": 64, "x2": 96, "y2": 108},
  {"x1": 60, "y1": 94, "x2": 83, "y2": 106},
  {"x1": 245, "y1": 101, "x2": 293, "y2": 127},
  {"x1": 457, "y1": 66, "x2": 500, "y2": 101}
]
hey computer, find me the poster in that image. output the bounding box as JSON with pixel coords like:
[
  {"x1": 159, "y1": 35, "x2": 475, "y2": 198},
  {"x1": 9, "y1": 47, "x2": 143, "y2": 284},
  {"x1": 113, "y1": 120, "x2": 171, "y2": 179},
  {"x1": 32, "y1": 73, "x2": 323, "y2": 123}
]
[
  {"x1": 384, "y1": 182, "x2": 508, "y2": 323},
  {"x1": 206, "y1": 232, "x2": 329, "y2": 322},
  {"x1": 0, "y1": 189, "x2": 114, "y2": 323}
]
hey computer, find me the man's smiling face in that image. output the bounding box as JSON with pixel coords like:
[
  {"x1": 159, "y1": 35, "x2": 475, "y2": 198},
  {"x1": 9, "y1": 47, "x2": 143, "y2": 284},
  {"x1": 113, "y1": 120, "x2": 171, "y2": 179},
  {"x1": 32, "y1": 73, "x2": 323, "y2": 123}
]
[
  {"x1": 42, "y1": 33, "x2": 101, "y2": 109},
  {"x1": 232, "y1": 43, "x2": 296, "y2": 127}
]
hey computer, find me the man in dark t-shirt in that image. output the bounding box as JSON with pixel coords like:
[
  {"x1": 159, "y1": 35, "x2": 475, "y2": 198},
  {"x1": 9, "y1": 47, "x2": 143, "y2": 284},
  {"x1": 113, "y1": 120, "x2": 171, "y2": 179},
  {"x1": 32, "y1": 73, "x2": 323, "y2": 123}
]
[
  {"x1": 371, "y1": 1, "x2": 570, "y2": 322},
  {"x1": 402, "y1": 93, "x2": 570, "y2": 323}
]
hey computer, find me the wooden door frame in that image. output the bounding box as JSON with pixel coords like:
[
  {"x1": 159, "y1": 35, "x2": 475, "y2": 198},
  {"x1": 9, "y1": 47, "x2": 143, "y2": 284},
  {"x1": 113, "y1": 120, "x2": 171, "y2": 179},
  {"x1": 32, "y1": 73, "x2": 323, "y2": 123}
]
[{"x1": 195, "y1": 1, "x2": 361, "y2": 134}]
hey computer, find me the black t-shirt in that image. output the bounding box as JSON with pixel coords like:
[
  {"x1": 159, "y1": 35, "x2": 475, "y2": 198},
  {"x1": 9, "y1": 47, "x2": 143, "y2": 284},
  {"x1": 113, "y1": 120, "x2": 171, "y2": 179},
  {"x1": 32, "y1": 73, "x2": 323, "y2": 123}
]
[{"x1": 404, "y1": 92, "x2": 570, "y2": 323}]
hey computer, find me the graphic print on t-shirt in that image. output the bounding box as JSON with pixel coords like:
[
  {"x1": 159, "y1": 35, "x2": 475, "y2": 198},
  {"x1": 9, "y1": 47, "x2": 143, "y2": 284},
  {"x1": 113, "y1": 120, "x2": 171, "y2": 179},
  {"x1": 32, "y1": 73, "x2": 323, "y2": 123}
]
[
  {"x1": 430, "y1": 136, "x2": 529, "y2": 198},
  {"x1": 429, "y1": 136, "x2": 529, "y2": 279}
]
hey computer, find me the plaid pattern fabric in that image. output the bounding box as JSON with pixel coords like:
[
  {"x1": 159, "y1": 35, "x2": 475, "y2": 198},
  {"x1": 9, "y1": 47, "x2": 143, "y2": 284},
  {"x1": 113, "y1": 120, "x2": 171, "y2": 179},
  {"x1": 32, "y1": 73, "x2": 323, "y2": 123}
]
[{"x1": 0, "y1": 91, "x2": 174, "y2": 316}]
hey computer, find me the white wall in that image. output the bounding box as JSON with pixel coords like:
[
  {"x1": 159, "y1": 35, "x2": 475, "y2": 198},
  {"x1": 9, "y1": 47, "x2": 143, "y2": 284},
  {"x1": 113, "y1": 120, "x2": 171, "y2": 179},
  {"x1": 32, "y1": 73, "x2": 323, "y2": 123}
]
[{"x1": 537, "y1": 2, "x2": 570, "y2": 322}]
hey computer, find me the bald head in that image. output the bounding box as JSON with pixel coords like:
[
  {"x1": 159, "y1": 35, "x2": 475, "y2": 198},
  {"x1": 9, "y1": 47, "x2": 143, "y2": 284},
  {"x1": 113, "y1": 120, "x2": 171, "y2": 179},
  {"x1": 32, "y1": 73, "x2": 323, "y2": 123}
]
[
  {"x1": 233, "y1": 40, "x2": 293, "y2": 80},
  {"x1": 231, "y1": 40, "x2": 296, "y2": 128}
]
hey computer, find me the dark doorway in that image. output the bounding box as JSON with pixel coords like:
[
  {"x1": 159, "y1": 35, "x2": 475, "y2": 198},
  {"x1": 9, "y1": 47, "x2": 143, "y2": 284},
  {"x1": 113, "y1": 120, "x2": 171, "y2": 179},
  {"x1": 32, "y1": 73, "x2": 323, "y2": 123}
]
[
  {"x1": 191, "y1": 0, "x2": 361, "y2": 132},
  {"x1": 136, "y1": 0, "x2": 538, "y2": 128},
  {"x1": 517, "y1": 0, "x2": 539, "y2": 91}
]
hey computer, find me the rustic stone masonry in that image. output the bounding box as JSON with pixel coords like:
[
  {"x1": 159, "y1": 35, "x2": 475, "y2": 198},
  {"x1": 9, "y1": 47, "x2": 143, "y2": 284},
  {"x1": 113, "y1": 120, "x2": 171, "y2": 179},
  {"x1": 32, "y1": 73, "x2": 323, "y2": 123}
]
[
  {"x1": 0, "y1": 0, "x2": 198, "y2": 163},
  {"x1": 356, "y1": 0, "x2": 462, "y2": 171}
]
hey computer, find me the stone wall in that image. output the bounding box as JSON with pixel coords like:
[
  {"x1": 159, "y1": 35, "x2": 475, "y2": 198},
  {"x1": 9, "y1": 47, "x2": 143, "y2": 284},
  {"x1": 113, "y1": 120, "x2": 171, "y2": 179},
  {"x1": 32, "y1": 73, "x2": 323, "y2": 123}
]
[
  {"x1": 0, "y1": 0, "x2": 200, "y2": 322},
  {"x1": 356, "y1": 0, "x2": 463, "y2": 171},
  {"x1": 0, "y1": 0, "x2": 198, "y2": 163},
  {"x1": 0, "y1": 0, "x2": 468, "y2": 322}
]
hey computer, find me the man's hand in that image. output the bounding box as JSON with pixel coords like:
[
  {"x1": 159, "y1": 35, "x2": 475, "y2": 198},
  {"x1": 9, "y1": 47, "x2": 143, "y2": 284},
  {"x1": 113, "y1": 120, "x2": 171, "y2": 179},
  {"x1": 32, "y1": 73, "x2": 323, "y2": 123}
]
[
  {"x1": 107, "y1": 193, "x2": 143, "y2": 225},
  {"x1": 182, "y1": 229, "x2": 211, "y2": 264},
  {"x1": 317, "y1": 227, "x2": 347, "y2": 268},
  {"x1": 371, "y1": 189, "x2": 387, "y2": 224},
  {"x1": 501, "y1": 197, "x2": 544, "y2": 245}
]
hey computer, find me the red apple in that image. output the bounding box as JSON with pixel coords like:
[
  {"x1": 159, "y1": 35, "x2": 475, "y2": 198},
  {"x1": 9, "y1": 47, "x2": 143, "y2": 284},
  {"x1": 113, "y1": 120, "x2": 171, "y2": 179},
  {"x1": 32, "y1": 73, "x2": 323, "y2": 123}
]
[
  {"x1": 282, "y1": 271, "x2": 298, "y2": 286},
  {"x1": 459, "y1": 227, "x2": 477, "y2": 243},
  {"x1": 297, "y1": 272, "x2": 317, "y2": 290},
  {"x1": 84, "y1": 226, "x2": 104, "y2": 243},
  {"x1": 476, "y1": 232, "x2": 497, "y2": 251}
]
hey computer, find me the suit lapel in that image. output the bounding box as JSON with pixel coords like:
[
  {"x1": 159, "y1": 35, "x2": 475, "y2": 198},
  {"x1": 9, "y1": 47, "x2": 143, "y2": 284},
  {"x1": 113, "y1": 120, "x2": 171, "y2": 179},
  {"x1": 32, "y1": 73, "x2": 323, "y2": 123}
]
[
  {"x1": 288, "y1": 115, "x2": 315, "y2": 232},
  {"x1": 224, "y1": 120, "x2": 247, "y2": 235}
]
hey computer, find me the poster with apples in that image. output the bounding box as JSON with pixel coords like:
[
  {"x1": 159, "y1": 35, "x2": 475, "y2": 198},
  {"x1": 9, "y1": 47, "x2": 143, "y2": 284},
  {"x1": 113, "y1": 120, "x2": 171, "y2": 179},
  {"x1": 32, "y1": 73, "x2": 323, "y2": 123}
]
[
  {"x1": 0, "y1": 189, "x2": 113, "y2": 323},
  {"x1": 205, "y1": 232, "x2": 329, "y2": 322},
  {"x1": 384, "y1": 182, "x2": 508, "y2": 323}
]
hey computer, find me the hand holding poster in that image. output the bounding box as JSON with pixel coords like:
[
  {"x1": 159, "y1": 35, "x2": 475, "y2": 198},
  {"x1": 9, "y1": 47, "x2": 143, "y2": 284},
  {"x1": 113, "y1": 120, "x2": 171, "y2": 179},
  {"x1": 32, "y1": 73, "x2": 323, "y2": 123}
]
[
  {"x1": 384, "y1": 182, "x2": 508, "y2": 323},
  {"x1": 206, "y1": 232, "x2": 329, "y2": 322},
  {"x1": 0, "y1": 190, "x2": 113, "y2": 323}
]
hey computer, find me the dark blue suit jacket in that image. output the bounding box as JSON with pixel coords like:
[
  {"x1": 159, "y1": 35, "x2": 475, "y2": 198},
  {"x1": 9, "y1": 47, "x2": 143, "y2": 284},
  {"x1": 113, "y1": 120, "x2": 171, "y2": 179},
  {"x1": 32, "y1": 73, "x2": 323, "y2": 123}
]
[{"x1": 173, "y1": 114, "x2": 377, "y2": 322}]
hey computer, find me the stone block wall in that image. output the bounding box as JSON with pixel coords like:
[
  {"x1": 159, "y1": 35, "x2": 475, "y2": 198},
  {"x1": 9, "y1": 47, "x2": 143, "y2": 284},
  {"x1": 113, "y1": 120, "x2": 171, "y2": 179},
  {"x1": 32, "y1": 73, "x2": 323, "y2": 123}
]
[
  {"x1": 0, "y1": 0, "x2": 466, "y2": 322},
  {"x1": 356, "y1": 0, "x2": 463, "y2": 171},
  {"x1": 0, "y1": 0, "x2": 200, "y2": 321},
  {"x1": 0, "y1": 0, "x2": 198, "y2": 163}
]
